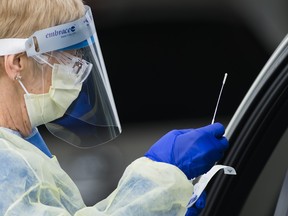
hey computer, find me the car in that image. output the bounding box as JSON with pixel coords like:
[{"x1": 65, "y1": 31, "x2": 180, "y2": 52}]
[{"x1": 201, "y1": 33, "x2": 288, "y2": 216}]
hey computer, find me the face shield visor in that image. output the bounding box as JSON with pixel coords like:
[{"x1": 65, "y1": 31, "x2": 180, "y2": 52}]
[{"x1": 0, "y1": 6, "x2": 121, "y2": 148}]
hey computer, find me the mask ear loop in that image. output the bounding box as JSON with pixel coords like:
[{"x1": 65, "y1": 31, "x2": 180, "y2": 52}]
[
  {"x1": 15, "y1": 75, "x2": 30, "y2": 95},
  {"x1": 15, "y1": 54, "x2": 51, "y2": 96}
]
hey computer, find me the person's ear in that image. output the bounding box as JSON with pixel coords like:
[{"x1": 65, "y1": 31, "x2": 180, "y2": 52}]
[{"x1": 4, "y1": 53, "x2": 25, "y2": 80}]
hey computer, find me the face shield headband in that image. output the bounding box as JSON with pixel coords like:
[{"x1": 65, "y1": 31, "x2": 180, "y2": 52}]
[{"x1": 0, "y1": 6, "x2": 121, "y2": 148}]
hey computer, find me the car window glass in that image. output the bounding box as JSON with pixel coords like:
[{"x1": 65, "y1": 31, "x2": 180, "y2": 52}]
[{"x1": 239, "y1": 127, "x2": 288, "y2": 216}]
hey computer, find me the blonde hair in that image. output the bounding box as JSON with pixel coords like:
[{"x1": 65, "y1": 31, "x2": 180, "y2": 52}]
[{"x1": 0, "y1": 0, "x2": 85, "y2": 38}]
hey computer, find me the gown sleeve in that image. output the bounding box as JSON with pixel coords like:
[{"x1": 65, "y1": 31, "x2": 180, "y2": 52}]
[
  {"x1": 0, "y1": 138, "x2": 193, "y2": 216},
  {"x1": 75, "y1": 157, "x2": 193, "y2": 216}
]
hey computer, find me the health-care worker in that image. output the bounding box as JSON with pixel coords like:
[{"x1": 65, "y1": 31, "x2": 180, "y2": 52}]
[{"x1": 0, "y1": 0, "x2": 229, "y2": 215}]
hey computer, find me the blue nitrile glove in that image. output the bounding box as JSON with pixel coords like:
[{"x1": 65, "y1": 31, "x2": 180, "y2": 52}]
[
  {"x1": 144, "y1": 123, "x2": 229, "y2": 179},
  {"x1": 185, "y1": 191, "x2": 206, "y2": 216}
]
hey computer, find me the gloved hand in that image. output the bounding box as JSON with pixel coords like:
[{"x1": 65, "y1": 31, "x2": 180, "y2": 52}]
[
  {"x1": 185, "y1": 191, "x2": 206, "y2": 216},
  {"x1": 144, "y1": 123, "x2": 229, "y2": 179}
]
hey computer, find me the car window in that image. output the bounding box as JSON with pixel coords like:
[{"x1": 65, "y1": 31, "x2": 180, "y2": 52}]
[
  {"x1": 239, "y1": 127, "x2": 288, "y2": 215},
  {"x1": 201, "y1": 34, "x2": 288, "y2": 216}
]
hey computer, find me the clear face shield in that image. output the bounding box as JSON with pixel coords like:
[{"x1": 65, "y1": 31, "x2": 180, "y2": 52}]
[{"x1": 0, "y1": 6, "x2": 121, "y2": 148}]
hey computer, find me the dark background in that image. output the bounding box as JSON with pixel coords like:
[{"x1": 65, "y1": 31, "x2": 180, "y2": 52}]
[
  {"x1": 92, "y1": 5, "x2": 268, "y2": 124},
  {"x1": 42, "y1": 0, "x2": 288, "y2": 205}
]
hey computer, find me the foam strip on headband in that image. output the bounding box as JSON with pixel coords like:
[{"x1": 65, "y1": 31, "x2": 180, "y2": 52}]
[{"x1": 0, "y1": 38, "x2": 27, "y2": 56}]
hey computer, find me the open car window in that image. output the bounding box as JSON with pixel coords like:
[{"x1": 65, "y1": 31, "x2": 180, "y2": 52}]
[
  {"x1": 202, "y1": 34, "x2": 288, "y2": 216},
  {"x1": 240, "y1": 127, "x2": 288, "y2": 215}
]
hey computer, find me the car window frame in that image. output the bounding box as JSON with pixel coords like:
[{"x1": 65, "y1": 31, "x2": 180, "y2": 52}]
[{"x1": 202, "y1": 34, "x2": 288, "y2": 216}]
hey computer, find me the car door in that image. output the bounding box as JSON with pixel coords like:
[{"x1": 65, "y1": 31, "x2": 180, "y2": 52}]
[{"x1": 201, "y1": 34, "x2": 288, "y2": 216}]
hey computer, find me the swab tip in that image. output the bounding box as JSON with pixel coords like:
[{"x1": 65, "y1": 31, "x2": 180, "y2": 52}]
[{"x1": 223, "y1": 73, "x2": 228, "y2": 84}]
